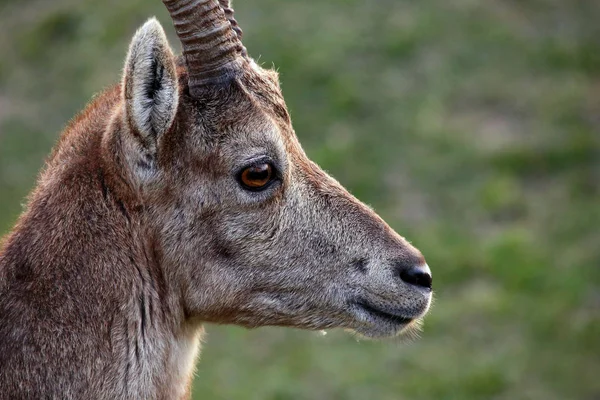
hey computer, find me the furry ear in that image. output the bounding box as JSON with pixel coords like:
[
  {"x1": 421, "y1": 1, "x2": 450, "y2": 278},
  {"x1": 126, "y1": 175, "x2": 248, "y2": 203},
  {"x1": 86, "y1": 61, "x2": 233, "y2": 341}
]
[{"x1": 122, "y1": 18, "x2": 178, "y2": 144}]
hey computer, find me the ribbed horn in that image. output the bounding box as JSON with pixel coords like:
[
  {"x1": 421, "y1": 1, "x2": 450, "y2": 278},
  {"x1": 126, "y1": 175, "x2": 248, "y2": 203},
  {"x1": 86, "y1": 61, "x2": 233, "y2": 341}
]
[
  {"x1": 218, "y1": 0, "x2": 247, "y2": 56},
  {"x1": 162, "y1": 0, "x2": 246, "y2": 94}
]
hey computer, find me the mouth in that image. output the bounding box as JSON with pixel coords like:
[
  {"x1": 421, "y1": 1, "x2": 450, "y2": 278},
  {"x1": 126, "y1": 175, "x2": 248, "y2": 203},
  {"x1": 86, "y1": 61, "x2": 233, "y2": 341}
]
[{"x1": 353, "y1": 299, "x2": 414, "y2": 326}]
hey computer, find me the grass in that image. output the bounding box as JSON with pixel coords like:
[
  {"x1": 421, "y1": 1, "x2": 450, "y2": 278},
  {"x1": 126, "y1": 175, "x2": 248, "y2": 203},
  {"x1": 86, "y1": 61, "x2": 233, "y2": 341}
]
[{"x1": 0, "y1": 0, "x2": 599, "y2": 398}]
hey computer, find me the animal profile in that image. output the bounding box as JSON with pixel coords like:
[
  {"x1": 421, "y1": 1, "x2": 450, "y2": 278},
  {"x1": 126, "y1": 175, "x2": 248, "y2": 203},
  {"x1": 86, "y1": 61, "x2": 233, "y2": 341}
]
[{"x1": 0, "y1": 0, "x2": 433, "y2": 398}]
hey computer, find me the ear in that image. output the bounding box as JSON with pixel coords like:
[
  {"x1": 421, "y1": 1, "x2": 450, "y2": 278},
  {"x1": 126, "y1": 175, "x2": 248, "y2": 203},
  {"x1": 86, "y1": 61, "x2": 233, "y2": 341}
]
[{"x1": 122, "y1": 18, "x2": 178, "y2": 144}]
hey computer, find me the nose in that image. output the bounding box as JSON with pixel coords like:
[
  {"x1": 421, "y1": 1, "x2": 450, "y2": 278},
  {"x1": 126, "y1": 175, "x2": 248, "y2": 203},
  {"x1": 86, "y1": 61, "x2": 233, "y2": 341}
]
[{"x1": 398, "y1": 264, "x2": 432, "y2": 290}]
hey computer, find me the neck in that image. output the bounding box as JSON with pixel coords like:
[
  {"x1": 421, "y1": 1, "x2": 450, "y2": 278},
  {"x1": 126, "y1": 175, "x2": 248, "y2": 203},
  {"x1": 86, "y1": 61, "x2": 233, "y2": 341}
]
[{"x1": 0, "y1": 86, "x2": 202, "y2": 399}]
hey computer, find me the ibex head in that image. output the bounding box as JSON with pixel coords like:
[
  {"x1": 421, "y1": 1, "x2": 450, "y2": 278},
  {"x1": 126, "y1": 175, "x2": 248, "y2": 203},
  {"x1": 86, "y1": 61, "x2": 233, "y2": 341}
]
[{"x1": 116, "y1": 0, "x2": 432, "y2": 339}]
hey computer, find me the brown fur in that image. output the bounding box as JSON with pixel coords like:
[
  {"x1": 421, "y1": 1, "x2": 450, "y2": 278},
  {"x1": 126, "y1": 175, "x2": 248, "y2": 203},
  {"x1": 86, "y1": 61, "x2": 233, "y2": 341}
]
[{"x1": 0, "y1": 14, "x2": 432, "y2": 400}]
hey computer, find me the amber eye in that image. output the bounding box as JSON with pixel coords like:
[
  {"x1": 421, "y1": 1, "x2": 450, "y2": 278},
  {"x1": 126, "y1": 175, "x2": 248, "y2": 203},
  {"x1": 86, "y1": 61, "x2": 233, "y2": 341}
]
[{"x1": 239, "y1": 163, "x2": 275, "y2": 191}]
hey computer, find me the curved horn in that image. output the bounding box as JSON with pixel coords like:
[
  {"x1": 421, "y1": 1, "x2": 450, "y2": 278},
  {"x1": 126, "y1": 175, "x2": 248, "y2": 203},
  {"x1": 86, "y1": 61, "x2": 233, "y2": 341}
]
[
  {"x1": 162, "y1": 0, "x2": 246, "y2": 94},
  {"x1": 218, "y1": 0, "x2": 247, "y2": 57},
  {"x1": 218, "y1": 0, "x2": 247, "y2": 56},
  {"x1": 218, "y1": 1, "x2": 243, "y2": 39}
]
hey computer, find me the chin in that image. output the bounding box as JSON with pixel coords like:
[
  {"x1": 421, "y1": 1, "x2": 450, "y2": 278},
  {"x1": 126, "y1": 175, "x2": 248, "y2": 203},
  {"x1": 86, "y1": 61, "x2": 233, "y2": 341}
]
[{"x1": 348, "y1": 318, "x2": 425, "y2": 341}]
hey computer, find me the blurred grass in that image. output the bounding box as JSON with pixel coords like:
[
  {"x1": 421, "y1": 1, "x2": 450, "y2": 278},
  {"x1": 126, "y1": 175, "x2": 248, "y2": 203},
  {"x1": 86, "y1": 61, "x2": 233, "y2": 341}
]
[{"x1": 1, "y1": 0, "x2": 599, "y2": 399}]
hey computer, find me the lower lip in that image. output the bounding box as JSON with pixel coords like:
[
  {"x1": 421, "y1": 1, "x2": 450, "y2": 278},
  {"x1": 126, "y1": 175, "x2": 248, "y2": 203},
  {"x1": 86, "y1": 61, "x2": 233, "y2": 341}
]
[{"x1": 354, "y1": 300, "x2": 413, "y2": 325}]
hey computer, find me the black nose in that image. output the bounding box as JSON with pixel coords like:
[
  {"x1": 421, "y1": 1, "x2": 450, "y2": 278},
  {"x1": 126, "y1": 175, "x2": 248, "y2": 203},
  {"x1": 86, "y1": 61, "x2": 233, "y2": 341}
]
[{"x1": 399, "y1": 266, "x2": 432, "y2": 290}]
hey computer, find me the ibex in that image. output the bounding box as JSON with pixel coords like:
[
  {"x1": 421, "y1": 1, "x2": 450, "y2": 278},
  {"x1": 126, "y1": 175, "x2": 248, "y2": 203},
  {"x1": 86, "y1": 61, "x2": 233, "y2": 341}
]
[{"x1": 0, "y1": 0, "x2": 433, "y2": 398}]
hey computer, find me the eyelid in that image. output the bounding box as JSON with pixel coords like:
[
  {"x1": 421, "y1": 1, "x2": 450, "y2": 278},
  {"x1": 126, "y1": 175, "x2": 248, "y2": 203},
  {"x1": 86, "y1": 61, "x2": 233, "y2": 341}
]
[{"x1": 241, "y1": 155, "x2": 274, "y2": 168}]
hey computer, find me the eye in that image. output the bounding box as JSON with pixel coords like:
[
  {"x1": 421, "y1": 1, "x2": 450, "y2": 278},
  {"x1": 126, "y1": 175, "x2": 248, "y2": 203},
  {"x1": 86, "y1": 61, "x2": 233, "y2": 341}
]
[{"x1": 238, "y1": 163, "x2": 276, "y2": 191}]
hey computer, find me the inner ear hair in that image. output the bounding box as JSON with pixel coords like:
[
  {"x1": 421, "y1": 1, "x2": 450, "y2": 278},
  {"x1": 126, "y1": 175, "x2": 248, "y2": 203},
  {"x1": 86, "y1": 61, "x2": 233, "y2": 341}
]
[{"x1": 122, "y1": 18, "x2": 179, "y2": 145}]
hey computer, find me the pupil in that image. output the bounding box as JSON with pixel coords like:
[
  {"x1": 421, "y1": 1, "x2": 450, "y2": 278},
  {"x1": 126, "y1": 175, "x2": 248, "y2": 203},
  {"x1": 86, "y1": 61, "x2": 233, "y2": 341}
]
[{"x1": 250, "y1": 167, "x2": 268, "y2": 180}]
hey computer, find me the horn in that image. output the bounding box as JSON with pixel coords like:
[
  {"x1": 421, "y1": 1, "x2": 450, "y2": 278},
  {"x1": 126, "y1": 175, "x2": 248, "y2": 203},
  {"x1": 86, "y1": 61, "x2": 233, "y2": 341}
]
[
  {"x1": 218, "y1": 0, "x2": 247, "y2": 56},
  {"x1": 218, "y1": 0, "x2": 242, "y2": 38},
  {"x1": 161, "y1": 0, "x2": 246, "y2": 94}
]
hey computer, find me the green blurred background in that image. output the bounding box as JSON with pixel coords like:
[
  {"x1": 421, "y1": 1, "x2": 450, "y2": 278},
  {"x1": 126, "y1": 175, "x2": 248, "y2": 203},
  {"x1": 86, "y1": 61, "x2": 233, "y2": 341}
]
[{"x1": 1, "y1": 0, "x2": 599, "y2": 399}]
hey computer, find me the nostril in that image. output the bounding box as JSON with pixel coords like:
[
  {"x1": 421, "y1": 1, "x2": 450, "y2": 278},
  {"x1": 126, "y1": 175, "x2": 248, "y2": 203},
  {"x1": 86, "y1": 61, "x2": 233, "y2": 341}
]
[{"x1": 399, "y1": 266, "x2": 432, "y2": 290}]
